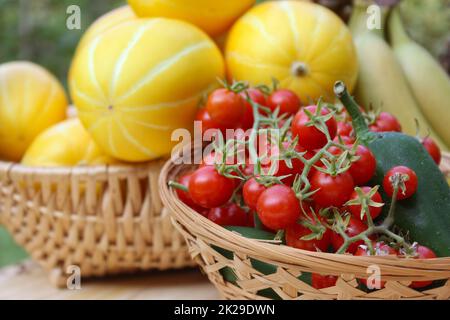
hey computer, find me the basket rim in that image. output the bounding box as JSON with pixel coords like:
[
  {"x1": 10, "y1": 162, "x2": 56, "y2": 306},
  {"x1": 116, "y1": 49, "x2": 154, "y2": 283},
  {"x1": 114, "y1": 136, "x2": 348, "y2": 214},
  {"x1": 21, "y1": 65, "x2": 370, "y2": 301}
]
[{"x1": 159, "y1": 146, "x2": 450, "y2": 281}]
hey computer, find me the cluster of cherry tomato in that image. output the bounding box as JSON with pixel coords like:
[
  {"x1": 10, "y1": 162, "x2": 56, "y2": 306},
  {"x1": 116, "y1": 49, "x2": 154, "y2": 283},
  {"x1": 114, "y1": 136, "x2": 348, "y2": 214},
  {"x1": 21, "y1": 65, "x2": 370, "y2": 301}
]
[{"x1": 173, "y1": 83, "x2": 441, "y2": 290}]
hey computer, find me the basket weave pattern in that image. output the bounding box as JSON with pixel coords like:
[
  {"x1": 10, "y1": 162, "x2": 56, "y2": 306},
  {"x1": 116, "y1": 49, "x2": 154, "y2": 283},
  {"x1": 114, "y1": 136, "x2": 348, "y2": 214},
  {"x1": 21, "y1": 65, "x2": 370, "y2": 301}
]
[
  {"x1": 0, "y1": 160, "x2": 195, "y2": 287},
  {"x1": 160, "y1": 150, "x2": 450, "y2": 300}
]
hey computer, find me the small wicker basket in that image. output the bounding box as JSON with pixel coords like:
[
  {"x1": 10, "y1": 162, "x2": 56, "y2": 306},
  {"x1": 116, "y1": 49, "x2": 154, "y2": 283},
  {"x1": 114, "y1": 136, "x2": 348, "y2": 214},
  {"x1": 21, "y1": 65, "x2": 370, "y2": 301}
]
[
  {"x1": 0, "y1": 160, "x2": 195, "y2": 287},
  {"x1": 160, "y1": 148, "x2": 450, "y2": 300}
]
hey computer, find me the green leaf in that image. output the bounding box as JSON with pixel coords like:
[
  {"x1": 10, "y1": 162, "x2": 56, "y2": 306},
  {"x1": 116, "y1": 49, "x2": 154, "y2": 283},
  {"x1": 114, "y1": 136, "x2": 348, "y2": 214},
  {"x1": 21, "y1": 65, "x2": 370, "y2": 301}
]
[{"x1": 0, "y1": 227, "x2": 28, "y2": 268}]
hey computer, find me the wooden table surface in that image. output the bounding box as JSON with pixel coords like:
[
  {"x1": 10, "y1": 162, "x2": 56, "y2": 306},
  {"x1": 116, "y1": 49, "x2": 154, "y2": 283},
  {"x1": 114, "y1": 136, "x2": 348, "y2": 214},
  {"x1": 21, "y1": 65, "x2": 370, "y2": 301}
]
[{"x1": 0, "y1": 260, "x2": 220, "y2": 300}]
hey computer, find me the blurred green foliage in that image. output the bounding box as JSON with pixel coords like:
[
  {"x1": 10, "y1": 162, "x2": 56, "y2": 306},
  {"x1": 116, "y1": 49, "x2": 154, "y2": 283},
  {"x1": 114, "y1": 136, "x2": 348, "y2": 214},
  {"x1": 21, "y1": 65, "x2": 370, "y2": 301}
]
[{"x1": 0, "y1": 0, "x2": 125, "y2": 87}]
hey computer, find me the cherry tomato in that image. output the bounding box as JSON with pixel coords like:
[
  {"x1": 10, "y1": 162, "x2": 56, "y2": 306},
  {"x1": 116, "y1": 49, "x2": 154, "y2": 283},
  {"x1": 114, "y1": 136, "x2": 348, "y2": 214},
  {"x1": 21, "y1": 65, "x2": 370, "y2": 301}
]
[
  {"x1": 410, "y1": 245, "x2": 437, "y2": 288},
  {"x1": 337, "y1": 121, "x2": 353, "y2": 137},
  {"x1": 195, "y1": 108, "x2": 225, "y2": 134},
  {"x1": 267, "y1": 89, "x2": 301, "y2": 116},
  {"x1": 175, "y1": 173, "x2": 205, "y2": 211},
  {"x1": 292, "y1": 105, "x2": 337, "y2": 150},
  {"x1": 347, "y1": 186, "x2": 384, "y2": 221},
  {"x1": 285, "y1": 218, "x2": 331, "y2": 252},
  {"x1": 311, "y1": 171, "x2": 355, "y2": 208},
  {"x1": 348, "y1": 145, "x2": 377, "y2": 185},
  {"x1": 421, "y1": 137, "x2": 441, "y2": 165},
  {"x1": 383, "y1": 166, "x2": 418, "y2": 200},
  {"x1": 262, "y1": 142, "x2": 307, "y2": 186},
  {"x1": 206, "y1": 88, "x2": 244, "y2": 127},
  {"x1": 240, "y1": 88, "x2": 267, "y2": 129},
  {"x1": 333, "y1": 135, "x2": 355, "y2": 145},
  {"x1": 355, "y1": 241, "x2": 398, "y2": 289},
  {"x1": 188, "y1": 166, "x2": 235, "y2": 208},
  {"x1": 312, "y1": 274, "x2": 338, "y2": 289},
  {"x1": 256, "y1": 185, "x2": 300, "y2": 230},
  {"x1": 207, "y1": 203, "x2": 248, "y2": 227},
  {"x1": 243, "y1": 177, "x2": 267, "y2": 211},
  {"x1": 331, "y1": 217, "x2": 368, "y2": 254},
  {"x1": 372, "y1": 112, "x2": 402, "y2": 132}
]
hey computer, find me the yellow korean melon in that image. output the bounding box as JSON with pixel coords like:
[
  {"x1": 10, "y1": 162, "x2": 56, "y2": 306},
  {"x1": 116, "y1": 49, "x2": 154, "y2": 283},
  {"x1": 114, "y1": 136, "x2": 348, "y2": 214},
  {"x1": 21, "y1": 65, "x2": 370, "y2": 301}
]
[
  {"x1": 0, "y1": 61, "x2": 67, "y2": 161},
  {"x1": 69, "y1": 18, "x2": 224, "y2": 162},
  {"x1": 22, "y1": 118, "x2": 117, "y2": 167},
  {"x1": 127, "y1": 0, "x2": 255, "y2": 36},
  {"x1": 75, "y1": 5, "x2": 136, "y2": 55},
  {"x1": 225, "y1": 1, "x2": 358, "y2": 102}
]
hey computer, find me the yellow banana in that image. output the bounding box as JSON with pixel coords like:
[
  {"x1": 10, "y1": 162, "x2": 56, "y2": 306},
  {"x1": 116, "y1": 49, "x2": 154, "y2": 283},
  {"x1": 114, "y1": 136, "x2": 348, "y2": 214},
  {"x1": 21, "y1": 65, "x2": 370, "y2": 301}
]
[
  {"x1": 389, "y1": 8, "x2": 450, "y2": 148},
  {"x1": 349, "y1": 5, "x2": 447, "y2": 149}
]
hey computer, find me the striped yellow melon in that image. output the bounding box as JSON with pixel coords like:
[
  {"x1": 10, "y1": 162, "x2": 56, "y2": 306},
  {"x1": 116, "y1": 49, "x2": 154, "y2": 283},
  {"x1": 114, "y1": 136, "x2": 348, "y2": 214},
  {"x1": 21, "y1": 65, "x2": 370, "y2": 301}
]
[
  {"x1": 0, "y1": 61, "x2": 67, "y2": 161},
  {"x1": 69, "y1": 18, "x2": 224, "y2": 162},
  {"x1": 75, "y1": 5, "x2": 136, "y2": 55},
  {"x1": 22, "y1": 118, "x2": 117, "y2": 167},
  {"x1": 128, "y1": 0, "x2": 255, "y2": 36},
  {"x1": 226, "y1": 1, "x2": 358, "y2": 102}
]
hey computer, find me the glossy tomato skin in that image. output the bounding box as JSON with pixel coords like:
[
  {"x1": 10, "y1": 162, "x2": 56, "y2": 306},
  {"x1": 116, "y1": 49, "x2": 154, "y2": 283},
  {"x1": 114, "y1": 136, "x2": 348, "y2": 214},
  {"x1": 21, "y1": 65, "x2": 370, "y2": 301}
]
[
  {"x1": 188, "y1": 166, "x2": 235, "y2": 208},
  {"x1": 383, "y1": 166, "x2": 418, "y2": 200},
  {"x1": 410, "y1": 245, "x2": 437, "y2": 288},
  {"x1": 195, "y1": 108, "x2": 225, "y2": 134},
  {"x1": 331, "y1": 217, "x2": 368, "y2": 254},
  {"x1": 207, "y1": 203, "x2": 248, "y2": 227},
  {"x1": 373, "y1": 112, "x2": 402, "y2": 132},
  {"x1": 176, "y1": 173, "x2": 205, "y2": 211},
  {"x1": 348, "y1": 145, "x2": 377, "y2": 186},
  {"x1": 312, "y1": 274, "x2": 338, "y2": 289},
  {"x1": 347, "y1": 186, "x2": 384, "y2": 221},
  {"x1": 206, "y1": 88, "x2": 244, "y2": 127},
  {"x1": 291, "y1": 105, "x2": 337, "y2": 150},
  {"x1": 337, "y1": 121, "x2": 353, "y2": 137},
  {"x1": 355, "y1": 241, "x2": 398, "y2": 289},
  {"x1": 421, "y1": 137, "x2": 441, "y2": 165},
  {"x1": 267, "y1": 89, "x2": 301, "y2": 116},
  {"x1": 311, "y1": 171, "x2": 355, "y2": 208},
  {"x1": 256, "y1": 185, "x2": 300, "y2": 230},
  {"x1": 240, "y1": 88, "x2": 267, "y2": 129},
  {"x1": 243, "y1": 177, "x2": 266, "y2": 211},
  {"x1": 285, "y1": 221, "x2": 331, "y2": 252}
]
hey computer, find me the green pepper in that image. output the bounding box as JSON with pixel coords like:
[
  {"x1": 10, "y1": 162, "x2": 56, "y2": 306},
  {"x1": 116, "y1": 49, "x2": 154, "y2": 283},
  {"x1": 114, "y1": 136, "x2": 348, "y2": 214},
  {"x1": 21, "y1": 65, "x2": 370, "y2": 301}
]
[{"x1": 335, "y1": 82, "x2": 450, "y2": 257}]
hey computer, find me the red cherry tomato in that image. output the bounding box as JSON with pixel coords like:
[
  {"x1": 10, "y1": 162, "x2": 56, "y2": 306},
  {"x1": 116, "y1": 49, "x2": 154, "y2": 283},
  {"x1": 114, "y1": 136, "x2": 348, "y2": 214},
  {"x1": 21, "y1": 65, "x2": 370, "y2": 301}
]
[
  {"x1": 240, "y1": 88, "x2": 267, "y2": 129},
  {"x1": 256, "y1": 185, "x2": 300, "y2": 230},
  {"x1": 333, "y1": 135, "x2": 355, "y2": 145},
  {"x1": 355, "y1": 241, "x2": 398, "y2": 289},
  {"x1": 372, "y1": 112, "x2": 402, "y2": 132},
  {"x1": 348, "y1": 145, "x2": 377, "y2": 186},
  {"x1": 207, "y1": 203, "x2": 248, "y2": 227},
  {"x1": 261, "y1": 142, "x2": 307, "y2": 186},
  {"x1": 175, "y1": 173, "x2": 205, "y2": 211},
  {"x1": 382, "y1": 166, "x2": 418, "y2": 200},
  {"x1": 292, "y1": 105, "x2": 337, "y2": 150},
  {"x1": 331, "y1": 217, "x2": 368, "y2": 254},
  {"x1": 421, "y1": 137, "x2": 441, "y2": 165},
  {"x1": 285, "y1": 218, "x2": 331, "y2": 252},
  {"x1": 347, "y1": 186, "x2": 384, "y2": 222},
  {"x1": 410, "y1": 245, "x2": 437, "y2": 288},
  {"x1": 267, "y1": 89, "x2": 301, "y2": 116},
  {"x1": 188, "y1": 166, "x2": 235, "y2": 208},
  {"x1": 312, "y1": 274, "x2": 338, "y2": 289},
  {"x1": 243, "y1": 177, "x2": 267, "y2": 211},
  {"x1": 195, "y1": 108, "x2": 225, "y2": 134},
  {"x1": 337, "y1": 121, "x2": 353, "y2": 137},
  {"x1": 311, "y1": 171, "x2": 355, "y2": 208},
  {"x1": 206, "y1": 88, "x2": 244, "y2": 127}
]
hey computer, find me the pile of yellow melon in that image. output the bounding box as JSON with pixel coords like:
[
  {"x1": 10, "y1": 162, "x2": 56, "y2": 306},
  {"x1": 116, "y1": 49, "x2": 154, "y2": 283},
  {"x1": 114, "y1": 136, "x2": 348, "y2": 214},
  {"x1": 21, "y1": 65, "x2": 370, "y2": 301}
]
[{"x1": 0, "y1": 0, "x2": 358, "y2": 167}]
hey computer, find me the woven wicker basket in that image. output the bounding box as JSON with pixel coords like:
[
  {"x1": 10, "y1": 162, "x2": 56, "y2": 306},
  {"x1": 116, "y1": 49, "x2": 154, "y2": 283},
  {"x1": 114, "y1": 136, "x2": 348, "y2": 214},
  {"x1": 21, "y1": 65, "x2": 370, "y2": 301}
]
[
  {"x1": 0, "y1": 160, "x2": 195, "y2": 287},
  {"x1": 160, "y1": 148, "x2": 450, "y2": 300}
]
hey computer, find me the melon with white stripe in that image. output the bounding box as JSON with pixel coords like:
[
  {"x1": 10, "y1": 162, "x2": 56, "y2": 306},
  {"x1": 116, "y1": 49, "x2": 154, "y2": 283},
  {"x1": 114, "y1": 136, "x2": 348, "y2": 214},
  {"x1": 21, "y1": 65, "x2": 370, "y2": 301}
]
[
  {"x1": 225, "y1": 1, "x2": 358, "y2": 102},
  {"x1": 69, "y1": 18, "x2": 224, "y2": 162},
  {"x1": 0, "y1": 61, "x2": 67, "y2": 161}
]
